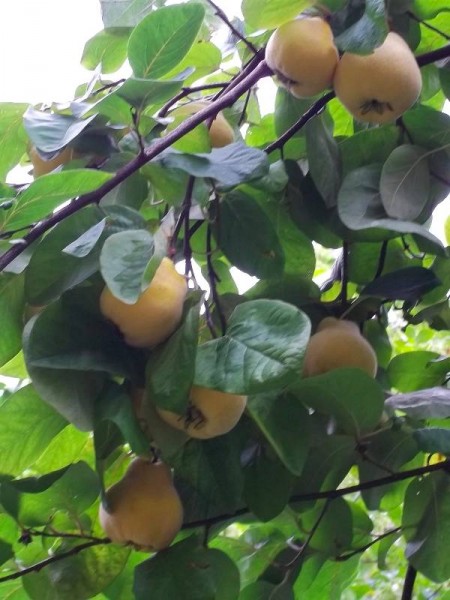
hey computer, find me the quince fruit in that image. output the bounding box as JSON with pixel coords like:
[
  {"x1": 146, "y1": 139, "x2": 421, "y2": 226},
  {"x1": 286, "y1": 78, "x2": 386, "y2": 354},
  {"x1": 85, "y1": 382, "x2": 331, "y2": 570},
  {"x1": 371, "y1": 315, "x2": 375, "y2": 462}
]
[
  {"x1": 303, "y1": 317, "x2": 377, "y2": 378},
  {"x1": 157, "y1": 385, "x2": 247, "y2": 439},
  {"x1": 99, "y1": 457, "x2": 183, "y2": 551},
  {"x1": 333, "y1": 32, "x2": 422, "y2": 124},
  {"x1": 100, "y1": 257, "x2": 187, "y2": 348},
  {"x1": 168, "y1": 101, "x2": 235, "y2": 148},
  {"x1": 29, "y1": 145, "x2": 77, "y2": 177},
  {"x1": 265, "y1": 16, "x2": 339, "y2": 98}
]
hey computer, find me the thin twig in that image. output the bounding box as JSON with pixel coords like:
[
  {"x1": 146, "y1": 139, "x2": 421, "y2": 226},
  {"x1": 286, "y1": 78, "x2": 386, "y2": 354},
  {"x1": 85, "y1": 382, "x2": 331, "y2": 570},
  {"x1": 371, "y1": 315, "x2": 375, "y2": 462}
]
[
  {"x1": 341, "y1": 241, "x2": 349, "y2": 309},
  {"x1": 402, "y1": 564, "x2": 418, "y2": 600},
  {"x1": 374, "y1": 241, "x2": 389, "y2": 279},
  {"x1": 206, "y1": 0, "x2": 258, "y2": 54},
  {"x1": 0, "y1": 539, "x2": 109, "y2": 583},
  {"x1": 158, "y1": 83, "x2": 228, "y2": 118},
  {"x1": 336, "y1": 527, "x2": 402, "y2": 561},
  {"x1": 407, "y1": 12, "x2": 450, "y2": 42},
  {"x1": 27, "y1": 528, "x2": 105, "y2": 543},
  {"x1": 206, "y1": 224, "x2": 227, "y2": 336}
]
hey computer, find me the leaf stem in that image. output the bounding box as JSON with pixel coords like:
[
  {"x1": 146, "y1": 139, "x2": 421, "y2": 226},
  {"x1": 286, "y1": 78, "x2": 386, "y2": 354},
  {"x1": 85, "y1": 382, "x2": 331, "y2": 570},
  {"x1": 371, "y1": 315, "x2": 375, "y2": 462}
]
[{"x1": 206, "y1": 0, "x2": 258, "y2": 55}]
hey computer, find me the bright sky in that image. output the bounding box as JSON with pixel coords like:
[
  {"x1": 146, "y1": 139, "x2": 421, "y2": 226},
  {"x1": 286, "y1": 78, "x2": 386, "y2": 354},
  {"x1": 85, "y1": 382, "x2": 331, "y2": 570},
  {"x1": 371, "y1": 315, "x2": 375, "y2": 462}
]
[{"x1": 0, "y1": 0, "x2": 447, "y2": 239}]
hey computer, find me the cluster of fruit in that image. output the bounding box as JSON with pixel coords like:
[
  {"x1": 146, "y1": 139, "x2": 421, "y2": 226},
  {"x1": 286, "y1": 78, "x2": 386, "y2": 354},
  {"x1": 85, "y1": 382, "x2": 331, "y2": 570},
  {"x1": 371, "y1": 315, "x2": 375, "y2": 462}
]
[
  {"x1": 266, "y1": 16, "x2": 422, "y2": 124},
  {"x1": 98, "y1": 260, "x2": 377, "y2": 551}
]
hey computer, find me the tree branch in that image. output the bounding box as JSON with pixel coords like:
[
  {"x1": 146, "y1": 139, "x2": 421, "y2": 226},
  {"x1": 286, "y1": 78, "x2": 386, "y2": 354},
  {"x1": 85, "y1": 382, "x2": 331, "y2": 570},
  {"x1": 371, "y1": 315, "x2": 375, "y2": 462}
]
[
  {"x1": 402, "y1": 564, "x2": 418, "y2": 600},
  {"x1": 182, "y1": 459, "x2": 450, "y2": 529},
  {"x1": 336, "y1": 527, "x2": 402, "y2": 561},
  {"x1": 206, "y1": 0, "x2": 258, "y2": 55},
  {"x1": 0, "y1": 59, "x2": 270, "y2": 273},
  {"x1": 0, "y1": 539, "x2": 109, "y2": 583}
]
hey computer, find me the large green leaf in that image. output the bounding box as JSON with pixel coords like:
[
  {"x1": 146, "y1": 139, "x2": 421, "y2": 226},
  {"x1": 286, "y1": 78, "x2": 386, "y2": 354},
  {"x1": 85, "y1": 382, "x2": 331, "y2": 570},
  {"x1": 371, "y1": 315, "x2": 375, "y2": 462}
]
[
  {"x1": 0, "y1": 103, "x2": 29, "y2": 180},
  {"x1": 413, "y1": 428, "x2": 450, "y2": 454},
  {"x1": 293, "y1": 368, "x2": 384, "y2": 436},
  {"x1": 335, "y1": 0, "x2": 388, "y2": 53},
  {"x1": 247, "y1": 392, "x2": 311, "y2": 476},
  {"x1": 1, "y1": 170, "x2": 113, "y2": 231},
  {"x1": 360, "y1": 266, "x2": 441, "y2": 301},
  {"x1": 115, "y1": 76, "x2": 183, "y2": 110},
  {"x1": 195, "y1": 300, "x2": 311, "y2": 394},
  {"x1": 387, "y1": 351, "x2": 450, "y2": 392},
  {"x1": 242, "y1": 0, "x2": 313, "y2": 29},
  {"x1": 403, "y1": 471, "x2": 450, "y2": 582},
  {"x1": 0, "y1": 274, "x2": 24, "y2": 367},
  {"x1": 100, "y1": 0, "x2": 155, "y2": 27},
  {"x1": 214, "y1": 191, "x2": 285, "y2": 279},
  {"x1": 294, "y1": 554, "x2": 360, "y2": 598},
  {"x1": 0, "y1": 385, "x2": 67, "y2": 475},
  {"x1": 300, "y1": 498, "x2": 353, "y2": 555},
  {"x1": 147, "y1": 292, "x2": 201, "y2": 413},
  {"x1": 128, "y1": 4, "x2": 205, "y2": 79},
  {"x1": 134, "y1": 536, "x2": 240, "y2": 600},
  {"x1": 81, "y1": 28, "x2": 130, "y2": 74}
]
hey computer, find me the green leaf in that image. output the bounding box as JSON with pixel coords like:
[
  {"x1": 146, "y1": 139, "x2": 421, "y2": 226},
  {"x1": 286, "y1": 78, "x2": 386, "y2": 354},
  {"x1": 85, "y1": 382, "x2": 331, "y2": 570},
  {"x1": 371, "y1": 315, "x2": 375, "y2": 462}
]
[
  {"x1": 294, "y1": 555, "x2": 360, "y2": 598},
  {"x1": 247, "y1": 392, "x2": 311, "y2": 475},
  {"x1": 386, "y1": 387, "x2": 450, "y2": 419},
  {"x1": 0, "y1": 103, "x2": 29, "y2": 180},
  {"x1": 23, "y1": 541, "x2": 129, "y2": 600},
  {"x1": 335, "y1": 0, "x2": 388, "y2": 53},
  {"x1": 134, "y1": 536, "x2": 240, "y2": 600},
  {"x1": 274, "y1": 88, "x2": 312, "y2": 139},
  {"x1": 337, "y1": 164, "x2": 444, "y2": 248},
  {"x1": 162, "y1": 40, "x2": 222, "y2": 87},
  {"x1": 380, "y1": 145, "x2": 431, "y2": 220},
  {"x1": 293, "y1": 368, "x2": 384, "y2": 436},
  {"x1": 174, "y1": 431, "x2": 245, "y2": 519},
  {"x1": 413, "y1": 428, "x2": 450, "y2": 454},
  {"x1": 412, "y1": 0, "x2": 450, "y2": 19},
  {"x1": 154, "y1": 143, "x2": 269, "y2": 187},
  {"x1": 244, "y1": 451, "x2": 294, "y2": 521},
  {"x1": 23, "y1": 107, "x2": 97, "y2": 153},
  {"x1": 305, "y1": 113, "x2": 342, "y2": 208},
  {"x1": 1, "y1": 170, "x2": 113, "y2": 231},
  {"x1": 387, "y1": 351, "x2": 450, "y2": 392},
  {"x1": 24, "y1": 205, "x2": 105, "y2": 305},
  {"x1": 0, "y1": 385, "x2": 67, "y2": 475},
  {"x1": 8, "y1": 462, "x2": 99, "y2": 526},
  {"x1": 360, "y1": 266, "x2": 441, "y2": 301},
  {"x1": 195, "y1": 300, "x2": 311, "y2": 394},
  {"x1": 242, "y1": 0, "x2": 314, "y2": 29},
  {"x1": 128, "y1": 4, "x2": 205, "y2": 79},
  {"x1": 340, "y1": 125, "x2": 398, "y2": 175},
  {"x1": 81, "y1": 28, "x2": 130, "y2": 73},
  {"x1": 301, "y1": 498, "x2": 353, "y2": 554},
  {"x1": 100, "y1": 0, "x2": 155, "y2": 27},
  {"x1": 214, "y1": 191, "x2": 285, "y2": 279},
  {"x1": 147, "y1": 292, "x2": 202, "y2": 413},
  {"x1": 0, "y1": 274, "x2": 24, "y2": 367},
  {"x1": 116, "y1": 77, "x2": 183, "y2": 110},
  {"x1": 403, "y1": 471, "x2": 450, "y2": 582},
  {"x1": 100, "y1": 229, "x2": 154, "y2": 303}
]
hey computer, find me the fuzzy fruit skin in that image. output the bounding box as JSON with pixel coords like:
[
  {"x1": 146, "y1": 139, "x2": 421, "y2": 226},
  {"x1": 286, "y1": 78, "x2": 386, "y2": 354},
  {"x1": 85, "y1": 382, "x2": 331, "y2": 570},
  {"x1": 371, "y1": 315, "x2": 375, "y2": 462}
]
[
  {"x1": 100, "y1": 257, "x2": 187, "y2": 348},
  {"x1": 265, "y1": 17, "x2": 339, "y2": 98},
  {"x1": 99, "y1": 458, "x2": 183, "y2": 551},
  {"x1": 29, "y1": 145, "x2": 77, "y2": 177},
  {"x1": 333, "y1": 32, "x2": 422, "y2": 124},
  {"x1": 168, "y1": 101, "x2": 234, "y2": 148},
  {"x1": 303, "y1": 317, "x2": 378, "y2": 378},
  {"x1": 157, "y1": 385, "x2": 247, "y2": 439}
]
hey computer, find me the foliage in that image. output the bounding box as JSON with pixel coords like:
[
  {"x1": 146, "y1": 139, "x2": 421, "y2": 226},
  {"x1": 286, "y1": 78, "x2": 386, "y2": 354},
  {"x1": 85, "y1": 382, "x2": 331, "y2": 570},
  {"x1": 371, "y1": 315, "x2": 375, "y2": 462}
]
[{"x1": 0, "y1": 0, "x2": 449, "y2": 598}]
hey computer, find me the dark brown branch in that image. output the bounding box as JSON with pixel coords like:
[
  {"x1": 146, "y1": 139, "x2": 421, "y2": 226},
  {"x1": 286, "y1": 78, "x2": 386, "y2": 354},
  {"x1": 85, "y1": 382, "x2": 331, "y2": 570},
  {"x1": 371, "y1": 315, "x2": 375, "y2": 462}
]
[
  {"x1": 158, "y1": 83, "x2": 228, "y2": 118},
  {"x1": 402, "y1": 564, "x2": 418, "y2": 600},
  {"x1": 26, "y1": 528, "x2": 106, "y2": 543},
  {"x1": 374, "y1": 241, "x2": 389, "y2": 279},
  {"x1": 336, "y1": 527, "x2": 402, "y2": 561},
  {"x1": 206, "y1": 0, "x2": 258, "y2": 55},
  {"x1": 0, "y1": 59, "x2": 270, "y2": 273},
  {"x1": 0, "y1": 539, "x2": 109, "y2": 583},
  {"x1": 206, "y1": 224, "x2": 227, "y2": 336},
  {"x1": 416, "y1": 44, "x2": 450, "y2": 66},
  {"x1": 183, "y1": 459, "x2": 450, "y2": 530},
  {"x1": 341, "y1": 241, "x2": 350, "y2": 309}
]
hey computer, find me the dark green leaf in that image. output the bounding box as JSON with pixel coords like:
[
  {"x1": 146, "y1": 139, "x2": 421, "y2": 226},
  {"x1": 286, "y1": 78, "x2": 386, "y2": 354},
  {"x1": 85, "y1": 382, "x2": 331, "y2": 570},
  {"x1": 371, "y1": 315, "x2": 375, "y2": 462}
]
[
  {"x1": 214, "y1": 191, "x2": 285, "y2": 279},
  {"x1": 293, "y1": 368, "x2": 384, "y2": 436},
  {"x1": 128, "y1": 4, "x2": 205, "y2": 79},
  {"x1": 247, "y1": 392, "x2": 311, "y2": 475},
  {"x1": 335, "y1": 0, "x2": 388, "y2": 53},
  {"x1": 147, "y1": 292, "x2": 202, "y2": 413},
  {"x1": 305, "y1": 113, "x2": 341, "y2": 208},
  {"x1": 0, "y1": 274, "x2": 24, "y2": 367},
  {"x1": 293, "y1": 555, "x2": 360, "y2": 597},
  {"x1": 195, "y1": 300, "x2": 311, "y2": 394},
  {"x1": 134, "y1": 536, "x2": 240, "y2": 600},
  {"x1": 361, "y1": 267, "x2": 441, "y2": 301},
  {"x1": 413, "y1": 428, "x2": 450, "y2": 454},
  {"x1": 403, "y1": 471, "x2": 450, "y2": 582},
  {"x1": 116, "y1": 77, "x2": 183, "y2": 110},
  {"x1": 301, "y1": 498, "x2": 353, "y2": 554},
  {"x1": 340, "y1": 126, "x2": 398, "y2": 175},
  {"x1": 0, "y1": 103, "x2": 29, "y2": 180}
]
